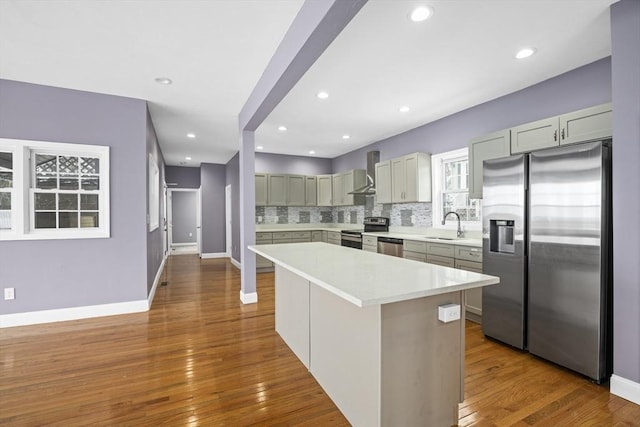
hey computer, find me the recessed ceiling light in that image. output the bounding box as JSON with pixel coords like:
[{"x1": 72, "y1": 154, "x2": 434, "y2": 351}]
[
  {"x1": 154, "y1": 77, "x2": 172, "y2": 85},
  {"x1": 410, "y1": 6, "x2": 434, "y2": 22},
  {"x1": 185, "y1": 156, "x2": 192, "y2": 161},
  {"x1": 309, "y1": 150, "x2": 316, "y2": 155},
  {"x1": 256, "y1": 146, "x2": 264, "y2": 150},
  {"x1": 342, "y1": 134, "x2": 351, "y2": 140},
  {"x1": 316, "y1": 91, "x2": 329, "y2": 99},
  {"x1": 399, "y1": 106, "x2": 410, "y2": 113},
  {"x1": 515, "y1": 47, "x2": 537, "y2": 59},
  {"x1": 277, "y1": 125, "x2": 287, "y2": 131},
  {"x1": 186, "y1": 133, "x2": 196, "y2": 138}
]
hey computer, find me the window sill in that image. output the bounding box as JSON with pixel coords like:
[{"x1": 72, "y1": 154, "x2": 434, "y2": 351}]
[{"x1": 0, "y1": 230, "x2": 110, "y2": 241}]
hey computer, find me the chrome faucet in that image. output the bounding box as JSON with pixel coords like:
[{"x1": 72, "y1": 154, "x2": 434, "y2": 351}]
[{"x1": 442, "y1": 211, "x2": 464, "y2": 238}]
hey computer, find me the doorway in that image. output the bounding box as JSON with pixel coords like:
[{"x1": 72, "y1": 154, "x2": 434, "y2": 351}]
[{"x1": 168, "y1": 188, "x2": 201, "y2": 255}]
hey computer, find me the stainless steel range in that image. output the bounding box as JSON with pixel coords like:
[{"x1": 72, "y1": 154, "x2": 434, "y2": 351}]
[{"x1": 341, "y1": 217, "x2": 390, "y2": 250}]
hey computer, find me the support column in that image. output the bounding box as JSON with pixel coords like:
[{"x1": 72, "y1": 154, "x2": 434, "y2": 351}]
[{"x1": 239, "y1": 130, "x2": 257, "y2": 303}]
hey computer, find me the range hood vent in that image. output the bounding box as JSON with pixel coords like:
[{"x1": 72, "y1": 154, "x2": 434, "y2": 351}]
[{"x1": 349, "y1": 150, "x2": 379, "y2": 196}]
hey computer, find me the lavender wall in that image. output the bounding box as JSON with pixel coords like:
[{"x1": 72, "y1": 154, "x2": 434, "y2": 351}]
[
  {"x1": 255, "y1": 152, "x2": 332, "y2": 174},
  {"x1": 225, "y1": 153, "x2": 240, "y2": 262},
  {"x1": 611, "y1": 0, "x2": 640, "y2": 385},
  {"x1": 146, "y1": 109, "x2": 165, "y2": 294},
  {"x1": 201, "y1": 163, "x2": 226, "y2": 254},
  {"x1": 165, "y1": 166, "x2": 201, "y2": 189},
  {"x1": 0, "y1": 80, "x2": 149, "y2": 314},
  {"x1": 333, "y1": 57, "x2": 612, "y2": 170}
]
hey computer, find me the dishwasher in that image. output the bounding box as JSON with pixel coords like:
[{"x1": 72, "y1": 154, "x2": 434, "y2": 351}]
[{"x1": 377, "y1": 237, "x2": 404, "y2": 258}]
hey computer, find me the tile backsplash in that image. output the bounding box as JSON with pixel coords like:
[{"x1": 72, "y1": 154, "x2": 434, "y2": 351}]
[{"x1": 256, "y1": 199, "x2": 432, "y2": 228}]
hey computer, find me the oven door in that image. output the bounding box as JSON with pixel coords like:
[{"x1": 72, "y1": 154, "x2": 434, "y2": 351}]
[{"x1": 341, "y1": 233, "x2": 363, "y2": 249}]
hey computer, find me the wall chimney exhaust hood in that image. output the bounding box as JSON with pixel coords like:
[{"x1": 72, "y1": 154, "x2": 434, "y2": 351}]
[{"x1": 349, "y1": 151, "x2": 379, "y2": 196}]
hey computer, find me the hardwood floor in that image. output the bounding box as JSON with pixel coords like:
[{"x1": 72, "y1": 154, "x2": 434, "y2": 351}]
[{"x1": 1, "y1": 255, "x2": 638, "y2": 426}]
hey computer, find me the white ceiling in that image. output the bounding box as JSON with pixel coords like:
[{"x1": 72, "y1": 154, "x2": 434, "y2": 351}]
[{"x1": 0, "y1": 0, "x2": 615, "y2": 165}]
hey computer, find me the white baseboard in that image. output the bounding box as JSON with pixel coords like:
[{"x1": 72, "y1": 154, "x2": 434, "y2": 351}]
[
  {"x1": 148, "y1": 255, "x2": 167, "y2": 309},
  {"x1": 230, "y1": 257, "x2": 241, "y2": 269},
  {"x1": 200, "y1": 252, "x2": 227, "y2": 259},
  {"x1": 0, "y1": 299, "x2": 149, "y2": 328},
  {"x1": 240, "y1": 290, "x2": 258, "y2": 304},
  {"x1": 611, "y1": 374, "x2": 640, "y2": 405}
]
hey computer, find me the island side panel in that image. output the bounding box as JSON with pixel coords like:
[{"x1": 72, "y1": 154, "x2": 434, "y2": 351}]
[
  {"x1": 275, "y1": 265, "x2": 310, "y2": 369},
  {"x1": 380, "y1": 291, "x2": 465, "y2": 427},
  {"x1": 309, "y1": 284, "x2": 382, "y2": 427}
]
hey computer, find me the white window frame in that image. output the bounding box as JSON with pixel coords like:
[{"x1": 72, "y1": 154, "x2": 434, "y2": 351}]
[
  {"x1": 431, "y1": 147, "x2": 481, "y2": 231},
  {"x1": 0, "y1": 138, "x2": 110, "y2": 241}
]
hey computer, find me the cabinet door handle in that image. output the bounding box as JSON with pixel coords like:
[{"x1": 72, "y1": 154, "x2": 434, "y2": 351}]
[
  {"x1": 561, "y1": 128, "x2": 565, "y2": 140},
  {"x1": 553, "y1": 130, "x2": 558, "y2": 141}
]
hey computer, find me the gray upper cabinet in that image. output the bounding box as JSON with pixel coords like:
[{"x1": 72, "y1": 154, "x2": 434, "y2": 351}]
[
  {"x1": 255, "y1": 173, "x2": 268, "y2": 206},
  {"x1": 287, "y1": 175, "x2": 306, "y2": 206},
  {"x1": 468, "y1": 129, "x2": 511, "y2": 199},
  {"x1": 559, "y1": 103, "x2": 612, "y2": 145},
  {"x1": 317, "y1": 174, "x2": 333, "y2": 206},
  {"x1": 375, "y1": 160, "x2": 392, "y2": 204},
  {"x1": 268, "y1": 174, "x2": 287, "y2": 206},
  {"x1": 391, "y1": 152, "x2": 431, "y2": 203},
  {"x1": 511, "y1": 117, "x2": 559, "y2": 154},
  {"x1": 331, "y1": 170, "x2": 365, "y2": 206},
  {"x1": 305, "y1": 176, "x2": 317, "y2": 206}
]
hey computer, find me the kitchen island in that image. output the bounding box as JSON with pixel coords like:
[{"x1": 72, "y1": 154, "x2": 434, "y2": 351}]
[{"x1": 249, "y1": 242, "x2": 499, "y2": 427}]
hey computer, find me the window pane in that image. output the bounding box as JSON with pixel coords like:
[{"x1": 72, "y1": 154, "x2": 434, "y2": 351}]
[
  {"x1": 80, "y1": 157, "x2": 99, "y2": 174},
  {"x1": 59, "y1": 177, "x2": 79, "y2": 190},
  {"x1": 0, "y1": 210, "x2": 10, "y2": 230},
  {"x1": 36, "y1": 177, "x2": 57, "y2": 189},
  {"x1": 36, "y1": 154, "x2": 57, "y2": 174},
  {"x1": 58, "y1": 212, "x2": 78, "y2": 228},
  {"x1": 0, "y1": 152, "x2": 12, "y2": 172},
  {"x1": 80, "y1": 212, "x2": 99, "y2": 228},
  {"x1": 80, "y1": 194, "x2": 98, "y2": 210},
  {"x1": 0, "y1": 192, "x2": 11, "y2": 210},
  {"x1": 0, "y1": 172, "x2": 12, "y2": 188},
  {"x1": 81, "y1": 177, "x2": 100, "y2": 190},
  {"x1": 58, "y1": 156, "x2": 78, "y2": 174},
  {"x1": 35, "y1": 212, "x2": 56, "y2": 228},
  {"x1": 35, "y1": 193, "x2": 56, "y2": 210},
  {"x1": 58, "y1": 194, "x2": 78, "y2": 210}
]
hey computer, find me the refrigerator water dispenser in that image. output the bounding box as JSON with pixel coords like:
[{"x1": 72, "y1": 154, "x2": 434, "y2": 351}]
[{"x1": 490, "y1": 220, "x2": 515, "y2": 253}]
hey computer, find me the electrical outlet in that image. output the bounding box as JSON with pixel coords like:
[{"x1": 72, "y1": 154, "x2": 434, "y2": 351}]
[
  {"x1": 4, "y1": 287, "x2": 15, "y2": 300},
  {"x1": 438, "y1": 303, "x2": 460, "y2": 323}
]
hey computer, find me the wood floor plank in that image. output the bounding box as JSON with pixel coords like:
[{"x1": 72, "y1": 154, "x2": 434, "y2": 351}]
[{"x1": 1, "y1": 255, "x2": 638, "y2": 426}]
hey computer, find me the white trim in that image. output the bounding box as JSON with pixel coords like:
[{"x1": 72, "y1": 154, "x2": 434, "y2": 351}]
[
  {"x1": 240, "y1": 290, "x2": 258, "y2": 304},
  {"x1": 611, "y1": 374, "x2": 640, "y2": 405},
  {"x1": 230, "y1": 257, "x2": 241, "y2": 269},
  {"x1": 147, "y1": 255, "x2": 167, "y2": 309},
  {"x1": 225, "y1": 184, "x2": 232, "y2": 257},
  {"x1": 201, "y1": 252, "x2": 228, "y2": 259},
  {"x1": 0, "y1": 299, "x2": 148, "y2": 328},
  {"x1": 171, "y1": 242, "x2": 197, "y2": 247}
]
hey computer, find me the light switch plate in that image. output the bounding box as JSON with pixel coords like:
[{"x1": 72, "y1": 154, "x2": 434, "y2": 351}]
[{"x1": 4, "y1": 287, "x2": 15, "y2": 300}]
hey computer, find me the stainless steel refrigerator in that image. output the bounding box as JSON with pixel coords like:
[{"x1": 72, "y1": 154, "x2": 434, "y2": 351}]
[{"x1": 481, "y1": 140, "x2": 612, "y2": 383}]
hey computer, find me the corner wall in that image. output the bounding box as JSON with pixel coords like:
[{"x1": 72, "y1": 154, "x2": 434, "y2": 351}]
[{"x1": 0, "y1": 79, "x2": 149, "y2": 321}]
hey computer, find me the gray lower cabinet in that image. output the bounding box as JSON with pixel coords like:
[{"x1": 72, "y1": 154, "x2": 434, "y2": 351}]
[
  {"x1": 326, "y1": 231, "x2": 341, "y2": 245},
  {"x1": 363, "y1": 235, "x2": 378, "y2": 253},
  {"x1": 403, "y1": 240, "x2": 483, "y2": 320},
  {"x1": 311, "y1": 230, "x2": 323, "y2": 242},
  {"x1": 256, "y1": 232, "x2": 273, "y2": 269},
  {"x1": 468, "y1": 129, "x2": 511, "y2": 199}
]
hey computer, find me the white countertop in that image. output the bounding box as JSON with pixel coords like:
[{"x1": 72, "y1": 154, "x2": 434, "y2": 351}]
[
  {"x1": 256, "y1": 226, "x2": 353, "y2": 233},
  {"x1": 249, "y1": 242, "x2": 498, "y2": 307}
]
